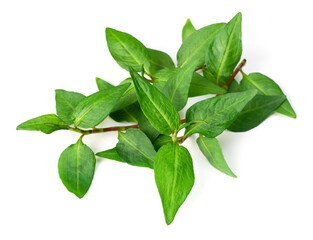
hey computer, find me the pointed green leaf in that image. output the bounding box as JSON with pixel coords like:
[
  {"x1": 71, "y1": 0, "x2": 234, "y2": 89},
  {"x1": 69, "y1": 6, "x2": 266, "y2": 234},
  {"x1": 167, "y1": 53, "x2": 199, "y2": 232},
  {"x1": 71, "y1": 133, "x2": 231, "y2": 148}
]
[
  {"x1": 58, "y1": 138, "x2": 96, "y2": 198},
  {"x1": 96, "y1": 77, "x2": 114, "y2": 91},
  {"x1": 130, "y1": 69, "x2": 181, "y2": 135},
  {"x1": 17, "y1": 114, "x2": 68, "y2": 134},
  {"x1": 116, "y1": 128, "x2": 156, "y2": 169},
  {"x1": 228, "y1": 79, "x2": 241, "y2": 93},
  {"x1": 240, "y1": 72, "x2": 296, "y2": 118},
  {"x1": 153, "y1": 134, "x2": 172, "y2": 151},
  {"x1": 206, "y1": 12, "x2": 242, "y2": 86},
  {"x1": 138, "y1": 112, "x2": 160, "y2": 141},
  {"x1": 155, "y1": 143, "x2": 194, "y2": 225},
  {"x1": 106, "y1": 28, "x2": 150, "y2": 72},
  {"x1": 55, "y1": 89, "x2": 86, "y2": 125},
  {"x1": 148, "y1": 48, "x2": 175, "y2": 75},
  {"x1": 188, "y1": 72, "x2": 227, "y2": 97},
  {"x1": 197, "y1": 135, "x2": 236, "y2": 177},
  {"x1": 185, "y1": 90, "x2": 257, "y2": 138},
  {"x1": 182, "y1": 18, "x2": 196, "y2": 42},
  {"x1": 152, "y1": 68, "x2": 178, "y2": 91},
  {"x1": 111, "y1": 78, "x2": 137, "y2": 112},
  {"x1": 96, "y1": 147, "x2": 124, "y2": 163},
  {"x1": 72, "y1": 84, "x2": 130, "y2": 128},
  {"x1": 110, "y1": 102, "x2": 141, "y2": 123},
  {"x1": 177, "y1": 22, "x2": 225, "y2": 68}
]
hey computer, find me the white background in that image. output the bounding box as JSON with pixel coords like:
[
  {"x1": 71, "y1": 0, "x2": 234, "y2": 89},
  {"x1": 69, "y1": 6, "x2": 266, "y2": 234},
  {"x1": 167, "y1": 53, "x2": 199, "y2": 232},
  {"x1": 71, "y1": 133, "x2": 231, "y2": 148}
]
[{"x1": 1, "y1": 0, "x2": 312, "y2": 239}]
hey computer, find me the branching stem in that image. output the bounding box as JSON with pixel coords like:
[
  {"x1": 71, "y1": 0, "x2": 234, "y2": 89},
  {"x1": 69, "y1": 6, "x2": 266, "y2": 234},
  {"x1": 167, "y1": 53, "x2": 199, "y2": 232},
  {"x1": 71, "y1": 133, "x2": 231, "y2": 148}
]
[{"x1": 224, "y1": 59, "x2": 246, "y2": 89}]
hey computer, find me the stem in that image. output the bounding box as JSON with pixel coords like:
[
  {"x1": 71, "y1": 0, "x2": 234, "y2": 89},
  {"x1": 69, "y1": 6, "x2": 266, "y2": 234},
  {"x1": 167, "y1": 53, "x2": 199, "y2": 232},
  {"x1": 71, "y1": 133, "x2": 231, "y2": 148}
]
[
  {"x1": 195, "y1": 64, "x2": 206, "y2": 72},
  {"x1": 67, "y1": 124, "x2": 139, "y2": 135},
  {"x1": 224, "y1": 59, "x2": 246, "y2": 89}
]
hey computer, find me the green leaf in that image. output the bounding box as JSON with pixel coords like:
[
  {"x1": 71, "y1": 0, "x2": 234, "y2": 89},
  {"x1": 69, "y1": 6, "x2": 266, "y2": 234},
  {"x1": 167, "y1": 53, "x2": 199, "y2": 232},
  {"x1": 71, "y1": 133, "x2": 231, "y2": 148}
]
[
  {"x1": 240, "y1": 72, "x2": 296, "y2": 118},
  {"x1": 154, "y1": 143, "x2": 194, "y2": 225},
  {"x1": 185, "y1": 90, "x2": 257, "y2": 138},
  {"x1": 197, "y1": 135, "x2": 236, "y2": 177},
  {"x1": 182, "y1": 18, "x2": 196, "y2": 42},
  {"x1": 130, "y1": 68, "x2": 181, "y2": 135},
  {"x1": 177, "y1": 22, "x2": 225, "y2": 68},
  {"x1": 58, "y1": 138, "x2": 96, "y2": 198},
  {"x1": 203, "y1": 67, "x2": 217, "y2": 83},
  {"x1": 96, "y1": 77, "x2": 114, "y2": 91},
  {"x1": 153, "y1": 134, "x2": 172, "y2": 151},
  {"x1": 138, "y1": 112, "x2": 160, "y2": 141},
  {"x1": 55, "y1": 89, "x2": 86, "y2": 125},
  {"x1": 188, "y1": 72, "x2": 227, "y2": 97},
  {"x1": 106, "y1": 28, "x2": 150, "y2": 72},
  {"x1": 72, "y1": 84, "x2": 130, "y2": 128},
  {"x1": 116, "y1": 128, "x2": 156, "y2": 169},
  {"x1": 110, "y1": 102, "x2": 141, "y2": 123},
  {"x1": 112, "y1": 78, "x2": 137, "y2": 111},
  {"x1": 152, "y1": 68, "x2": 178, "y2": 91},
  {"x1": 228, "y1": 95, "x2": 286, "y2": 132},
  {"x1": 228, "y1": 80, "x2": 241, "y2": 93},
  {"x1": 148, "y1": 48, "x2": 175, "y2": 75},
  {"x1": 206, "y1": 12, "x2": 242, "y2": 86},
  {"x1": 96, "y1": 147, "x2": 124, "y2": 163},
  {"x1": 16, "y1": 114, "x2": 68, "y2": 134}
]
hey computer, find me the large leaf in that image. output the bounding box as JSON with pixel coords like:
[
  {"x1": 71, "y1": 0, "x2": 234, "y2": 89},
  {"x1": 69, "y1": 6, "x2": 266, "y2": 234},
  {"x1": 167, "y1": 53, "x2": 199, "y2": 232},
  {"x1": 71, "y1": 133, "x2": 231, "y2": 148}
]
[
  {"x1": 240, "y1": 72, "x2": 296, "y2": 118},
  {"x1": 148, "y1": 48, "x2": 175, "y2": 75},
  {"x1": 130, "y1": 68, "x2": 181, "y2": 135},
  {"x1": 154, "y1": 143, "x2": 194, "y2": 225},
  {"x1": 110, "y1": 102, "x2": 141, "y2": 123},
  {"x1": 72, "y1": 84, "x2": 129, "y2": 128},
  {"x1": 152, "y1": 68, "x2": 178, "y2": 91},
  {"x1": 95, "y1": 77, "x2": 114, "y2": 91},
  {"x1": 16, "y1": 114, "x2": 68, "y2": 134},
  {"x1": 206, "y1": 12, "x2": 242, "y2": 86},
  {"x1": 116, "y1": 128, "x2": 156, "y2": 169},
  {"x1": 96, "y1": 147, "x2": 125, "y2": 163},
  {"x1": 228, "y1": 95, "x2": 286, "y2": 132},
  {"x1": 106, "y1": 28, "x2": 150, "y2": 72},
  {"x1": 197, "y1": 135, "x2": 236, "y2": 177},
  {"x1": 58, "y1": 138, "x2": 96, "y2": 198},
  {"x1": 182, "y1": 18, "x2": 196, "y2": 42},
  {"x1": 55, "y1": 89, "x2": 86, "y2": 125},
  {"x1": 185, "y1": 90, "x2": 257, "y2": 138},
  {"x1": 177, "y1": 23, "x2": 225, "y2": 68}
]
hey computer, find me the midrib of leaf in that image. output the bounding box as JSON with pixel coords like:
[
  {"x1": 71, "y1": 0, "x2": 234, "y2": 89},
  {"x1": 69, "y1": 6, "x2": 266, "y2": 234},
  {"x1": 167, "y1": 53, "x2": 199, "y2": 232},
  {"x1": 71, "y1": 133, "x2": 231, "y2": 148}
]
[
  {"x1": 239, "y1": 99, "x2": 283, "y2": 114},
  {"x1": 60, "y1": 94, "x2": 75, "y2": 110},
  {"x1": 123, "y1": 108, "x2": 138, "y2": 123},
  {"x1": 199, "y1": 135, "x2": 214, "y2": 160},
  {"x1": 169, "y1": 144, "x2": 178, "y2": 212},
  {"x1": 168, "y1": 68, "x2": 191, "y2": 102}
]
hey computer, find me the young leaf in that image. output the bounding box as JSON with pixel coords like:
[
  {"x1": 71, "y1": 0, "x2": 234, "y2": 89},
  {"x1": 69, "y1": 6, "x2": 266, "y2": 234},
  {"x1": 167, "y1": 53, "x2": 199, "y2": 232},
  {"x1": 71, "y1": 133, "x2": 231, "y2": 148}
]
[
  {"x1": 130, "y1": 68, "x2": 181, "y2": 135},
  {"x1": 116, "y1": 128, "x2": 156, "y2": 169},
  {"x1": 154, "y1": 143, "x2": 195, "y2": 225},
  {"x1": 228, "y1": 95, "x2": 286, "y2": 132},
  {"x1": 110, "y1": 102, "x2": 141, "y2": 123},
  {"x1": 206, "y1": 12, "x2": 242, "y2": 86},
  {"x1": 55, "y1": 89, "x2": 86, "y2": 125},
  {"x1": 197, "y1": 135, "x2": 236, "y2": 177},
  {"x1": 96, "y1": 147, "x2": 124, "y2": 163},
  {"x1": 148, "y1": 48, "x2": 175, "y2": 75},
  {"x1": 58, "y1": 138, "x2": 96, "y2": 198},
  {"x1": 138, "y1": 112, "x2": 160, "y2": 141},
  {"x1": 185, "y1": 90, "x2": 257, "y2": 138},
  {"x1": 17, "y1": 114, "x2": 68, "y2": 134},
  {"x1": 188, "y1": 72, "x2": 227, "y2": 97},
  {"x1": 106, "y1": 28, "x2": 150, "y2": 72},
  {"x1": 182, "y1": 18, "x2": 196, "y2": 42},
  {"x1": 153, "y1": 134, "x2": 172, "y2": 151},
  {"x1": 240, "y1": 72, "x2": 296, "y2": 118},
  {"x1": 152, "y1": 68, "x2": 178, "y2": 91},
  {"x1": 96, "y1": 77, "x2": 114, "y2": 91},
  {"x1": 177, "y1": 23, "x2": 225, "y2": 68},
  {"x1": 72, "y1": 84, "x2": 130, "y2": 128}
]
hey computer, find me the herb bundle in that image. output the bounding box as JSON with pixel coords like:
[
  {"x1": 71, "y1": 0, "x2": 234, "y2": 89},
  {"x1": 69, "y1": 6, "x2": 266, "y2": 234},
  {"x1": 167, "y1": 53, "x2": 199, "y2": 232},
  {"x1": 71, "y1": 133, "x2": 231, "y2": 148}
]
[{"x1": 17, "y1": 12, "x2": 296, "y2": 225}]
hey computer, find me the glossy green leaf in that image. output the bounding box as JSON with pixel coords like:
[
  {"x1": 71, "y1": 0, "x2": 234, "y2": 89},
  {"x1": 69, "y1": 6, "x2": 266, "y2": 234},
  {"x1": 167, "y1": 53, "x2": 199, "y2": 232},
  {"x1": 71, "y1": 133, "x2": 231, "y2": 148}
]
[
  {"x1": 116, "y1": 128, "x2": 156, "y2": 169},
  {"x1": 197, "y1": 135, "x2": 236, "y2": 177},
  {"x1": 152, "y1": 68, "x2": 178, "y2": 91},
  {"x1": 96, "y1": 77, "x2": 114, "y2": 91},
  {"x1": 203, "y1": 67, "x2": 217, "y2": 83},
  {"x1": 16, "y1": 114, "x2": 68, "y2": 134},
  {"x1": 177, "y1": 23, "x2": 225, "y2": 68},
  {"x1": 58, "y1": 138, "x2": 96, "y2": 198},
  {"x1": 148, "y1": 48, "x2": 175, "y2": 75},
  {"x1": 55, "y1": 89, "x2": 86, "y2": 125},
  {"x1": 110, "y1": 102, "x2": 141, "y2": 123},
  {"x1": 185, "y1": 90, "x2": 257, "y2": 138},
  {"x1": 153, "y1": 134, "x2": 172, "y2": 151},
  {"x1": 228, "y1": 80, "x2": 241, "y2": 93},
  {"x1": 182, "y1": 19, "x2": 196, "y2": 42},
  {"x1": 188, "y1": 72, "x2": 227, "y2": 97},
  {"x1": 130, "y1": 68, "x2": 181, "y2": 135},
  {"x1": 96, "y1": 147, "x2": 124, "y2": 163},
  {"x1": 206, "y1": 12, "x2": 242, "y2": 86},
  {"x1": 106, "y1": 28, "x2": 150, "y2": 72},
  {"x1": 228, "y1": 95, "x2": 286, "y2": 132},
  {"x1": 154, "y1": 143, "x2": 194, "y2": 225},
  {"x1": 112, "y1": 78, "x2": 137, "y2": 111},
  {"x1": 240, "y1": 72, "x2": 296, "y2": 118},
  {"x1": 138, "y1": 112, "x2": 160, "y2": 141}
]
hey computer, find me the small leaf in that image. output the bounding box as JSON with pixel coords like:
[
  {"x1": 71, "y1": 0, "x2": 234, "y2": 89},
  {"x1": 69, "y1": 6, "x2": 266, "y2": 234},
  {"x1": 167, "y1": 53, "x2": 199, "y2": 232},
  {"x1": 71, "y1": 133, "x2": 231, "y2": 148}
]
[
  {"x1": 206, "y1": 12, "x2": 242, "y2": 86},
  {"x1": 106, "y1": 28, "x2": 150, "y2": 72},
  {"x1": 148, "y1": 48, "x2": 175, "y2": 75},
  {"x1": 96, "y1": 147, "x2": 124, "y2": 163},
  {"x1": 16, "y1": 114, "x2": 68, "y2": 134},
  {"x1": 177, "y1": 22, "x2": 225, "y2": 68},
  {"x1": 153, "y1": 134, "x2": 172, "y2": 151},
  {"x1": 228, "y1": 80, "x2": 241, "y2": 93},
  {"x1": 116, "y1": 128, "x2": 156, "y2": 169},
  {"x1": 58, "y1": 138, "x2": 96, "y2": 198},
  {"x1": 152, "y1": 68, "x2": 178, "y2": 91},
  {"x1": 72, "y1": 84, "x2": 130, "y2": 128},
  {"x1": 96, "y1": 77, "x2": 114, "y2": 91},
  {"x1": 185, "y1": 90, "x2": 257, "y2": 138},
  {"x1": 130, "y1": 68, "x2": 181, "y2": 135},
  {"x1": 197, "y1": 135, "x2": 236, "y2": 177},
  {"x1": 55, "y1": 89, "x2": 86, "y2": 125},
  {"x1": 138, "y1": 112, "x2": 160, "y2": 141},
  {"x1": 154, "y1": 143, "x2": 194, "y2": 225},
  {"x1": 240, "y1": 72, "x2": 296, "y2": 118},
  {"x1": 228, "y1": 95, "x2": 286, "y2": 132},
  {"x1": 182, "y1": 18, "x2": 196, "y2": 42},
  {"x1": 110, "y1": 102, "x2": 141, "y2": 123},
  {"x1": 111, "y1": 78, "x2": 138, "y2": 111}
]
